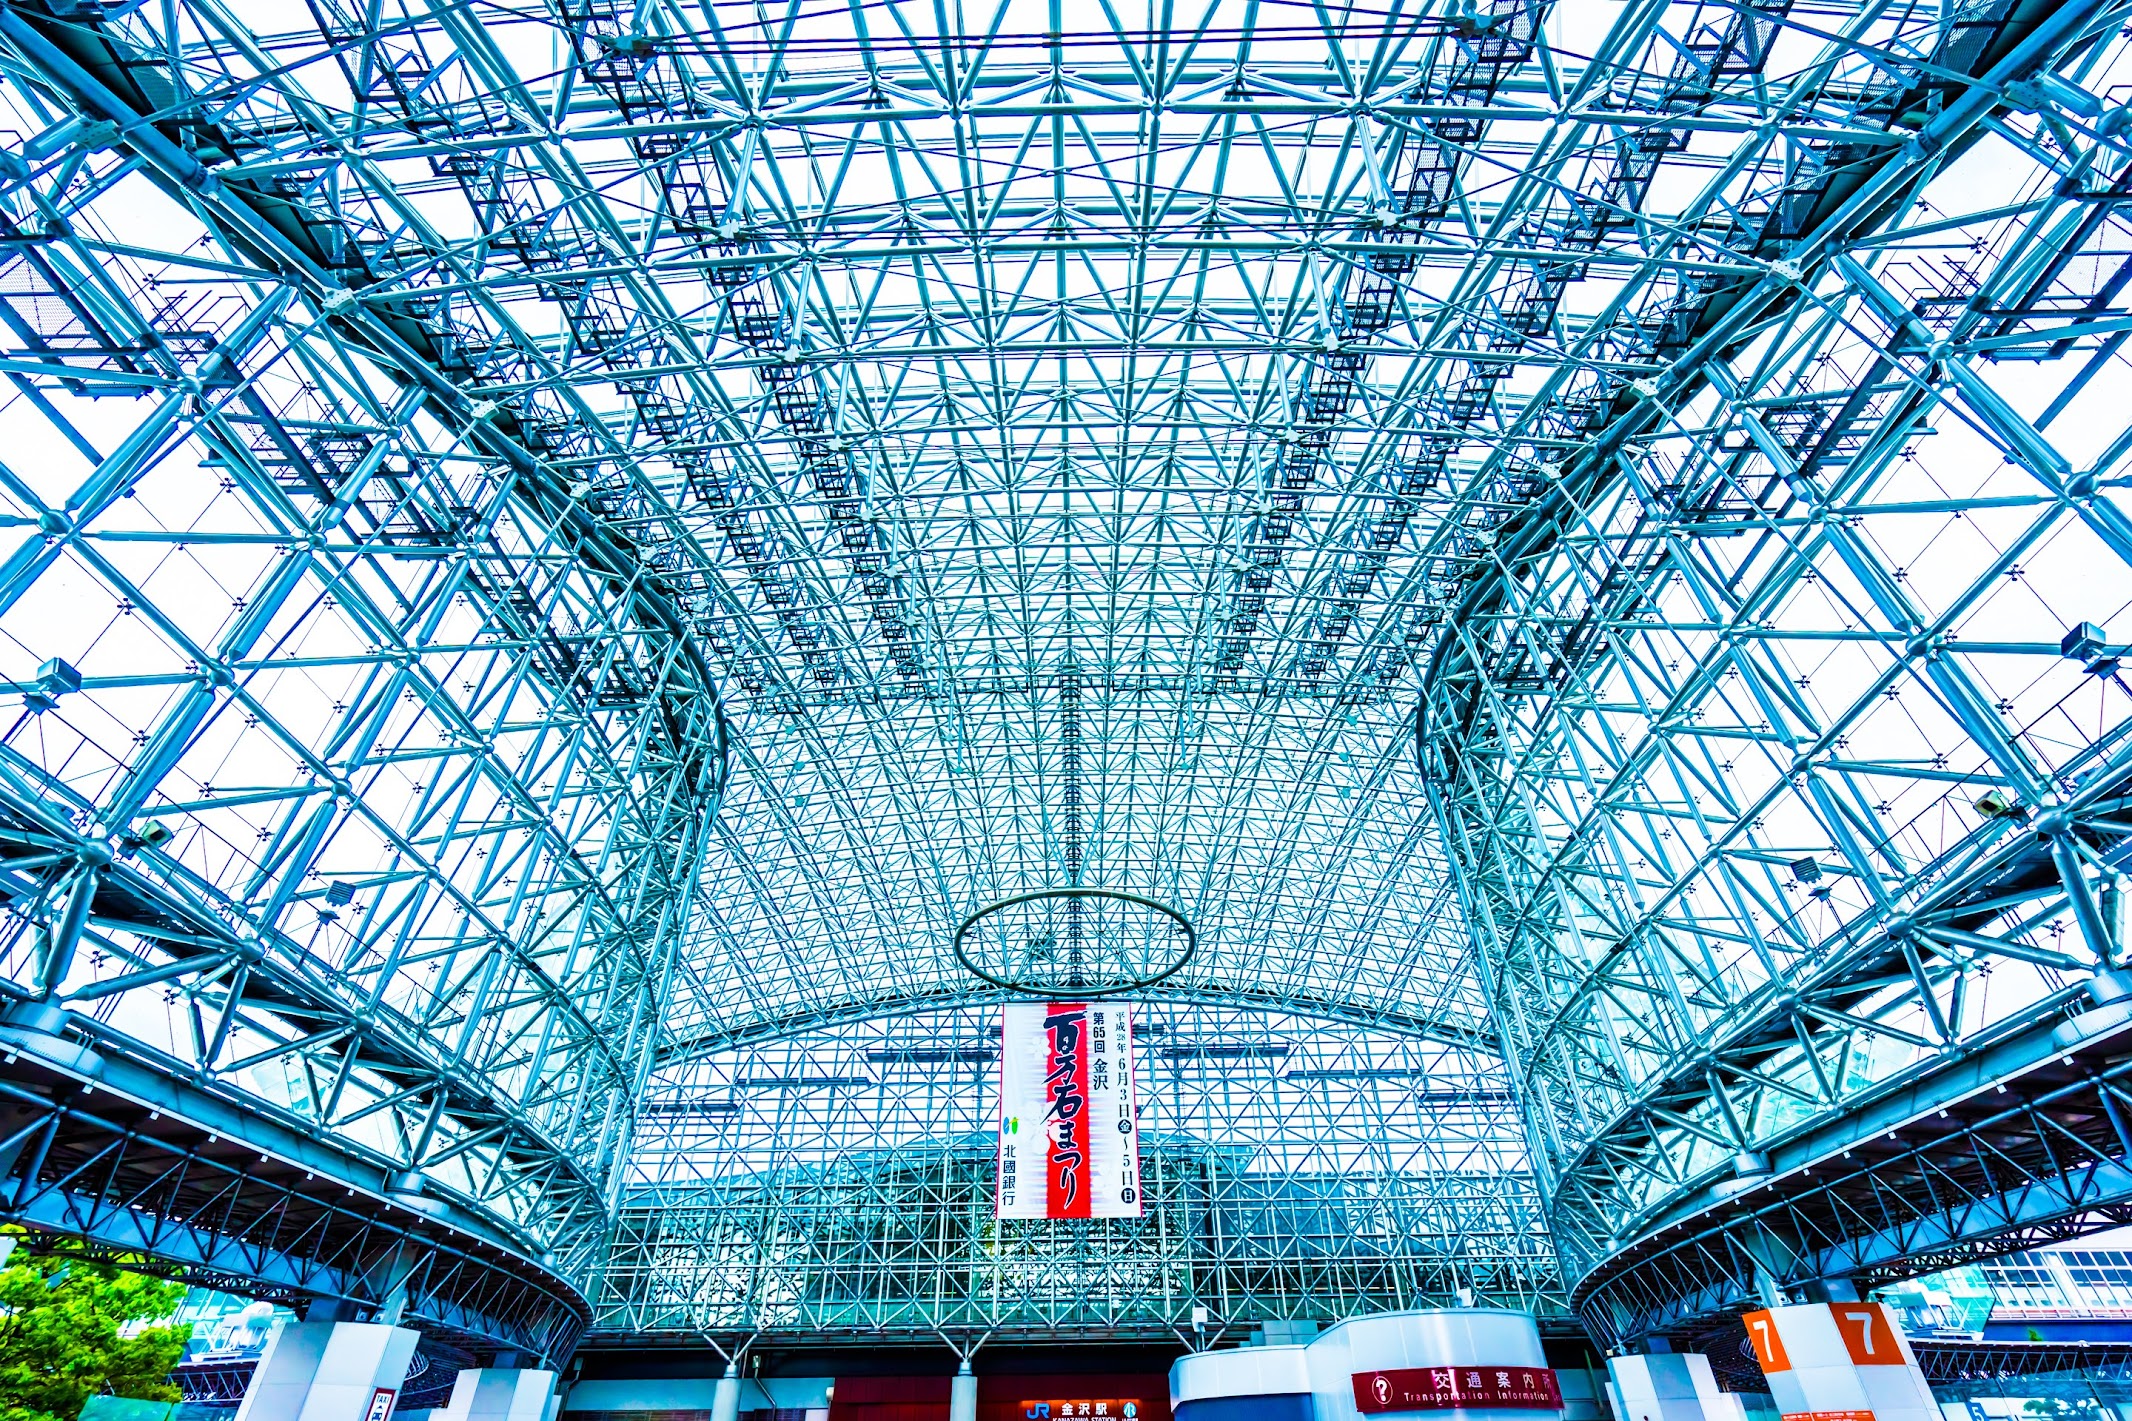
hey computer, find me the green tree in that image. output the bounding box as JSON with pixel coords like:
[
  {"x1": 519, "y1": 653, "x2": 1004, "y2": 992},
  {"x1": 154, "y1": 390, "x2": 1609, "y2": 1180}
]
[{"x1": 0, "y1": 1233, "x2": 190, "y2": 1421}]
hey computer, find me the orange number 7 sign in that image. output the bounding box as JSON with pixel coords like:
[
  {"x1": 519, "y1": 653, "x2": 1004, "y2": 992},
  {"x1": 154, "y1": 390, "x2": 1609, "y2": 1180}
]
[
  {"x1": 1742, "y1": 1310, "x2": 1790, "y2": 1373},
  {"x1": 1744, "y1": 1304, "x2": 1899, "y2": 1376},
  {"x1": 1832, "y1": 1303, "x2": 1894, "y2": 1365}
]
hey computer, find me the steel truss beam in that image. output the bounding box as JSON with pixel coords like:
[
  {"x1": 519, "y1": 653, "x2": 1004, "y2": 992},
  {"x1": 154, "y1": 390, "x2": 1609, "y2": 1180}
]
[
  {"x1": 0, "y1": 0, "x2": 2124, "y2": 1349},
  {"x1": 1420, "y1": 0, "x2": 2132, "y2": 1341},
  {"x1": 0, "y1": 0, "x2": 731, "y2": 1333},
  {"x1": 603, "y1": 1005, "x2": 1559, "y2": 1343},
  {"x1": 1575, "y1": 942, "x2": 2132, "y2": 1343},
  {"x1": 0, "y1": 1024, "x2": 589, "y2": 1359}
]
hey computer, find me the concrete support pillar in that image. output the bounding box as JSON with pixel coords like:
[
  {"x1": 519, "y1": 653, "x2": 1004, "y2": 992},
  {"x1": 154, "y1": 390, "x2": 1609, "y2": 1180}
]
[
  {"x1": 712, "y1": 1361, "x2": 742, "y2": 1421},
  {"x1": 437, "y1": 1371, "x2": 558, "y2": 1421},
  {"x1": 1743, "y1": 1301, "x2": 1937, "y2": 1421},
  {"x1": 233, "y1": 1321, "x2": 419, "y2": 1421},
  {"x1": 1604, "y1": 1354, "x2": 1743, "y2": 1421},
  {"x1": 950, "y1": 1360, "x2": 977, "y2": 1421}
]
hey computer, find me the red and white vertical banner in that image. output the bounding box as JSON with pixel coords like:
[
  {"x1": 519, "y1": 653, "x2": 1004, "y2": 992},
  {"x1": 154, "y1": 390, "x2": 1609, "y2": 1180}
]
[
  {"x1": 997, "y1": 1001, "x2": 1141, "y2": 1218},
  {"x1": 1742, "y1": 1302, "x2": 1938, "y2": 1421}
]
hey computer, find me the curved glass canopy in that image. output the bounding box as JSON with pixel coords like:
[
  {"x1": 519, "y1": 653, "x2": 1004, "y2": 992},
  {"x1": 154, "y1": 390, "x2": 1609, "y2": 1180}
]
[{"x1": 0, "y1": 0, "x2": 2119, "y2": 1348}]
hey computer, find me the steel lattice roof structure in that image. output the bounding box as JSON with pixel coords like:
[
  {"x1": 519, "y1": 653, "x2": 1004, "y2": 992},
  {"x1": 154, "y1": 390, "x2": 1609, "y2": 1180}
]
[{"x1": 0, "y1": 0, "x2": 2119, "y2": 1359}]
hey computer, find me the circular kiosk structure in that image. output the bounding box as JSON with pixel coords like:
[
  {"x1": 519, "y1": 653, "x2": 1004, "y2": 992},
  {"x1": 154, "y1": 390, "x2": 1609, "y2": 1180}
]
[{"x1": 1172, "y1": 1309, "x2": 1562, "y2": 1421}]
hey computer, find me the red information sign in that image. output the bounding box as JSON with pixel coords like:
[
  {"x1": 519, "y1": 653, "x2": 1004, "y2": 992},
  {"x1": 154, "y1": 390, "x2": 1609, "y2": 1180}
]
[{"x1": 1352, "y1": 1367, "x2": 1562, "y2": 1413}]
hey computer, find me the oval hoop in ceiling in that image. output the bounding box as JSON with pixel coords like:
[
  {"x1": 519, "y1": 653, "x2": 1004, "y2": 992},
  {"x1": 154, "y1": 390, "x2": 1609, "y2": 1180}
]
[{"x1": 953, "y1": 889, "x2": 1195, "y2": 997}]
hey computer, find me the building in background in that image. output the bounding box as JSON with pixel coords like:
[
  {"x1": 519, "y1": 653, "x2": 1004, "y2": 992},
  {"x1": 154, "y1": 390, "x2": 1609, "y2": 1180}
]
[
  {"x1": 1879, "y1": 1231, "x2": 2132, "y2": 1345},
  {"x1": 1973, "y1": 1234, "x2": 2132, "y2": 1345}
]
